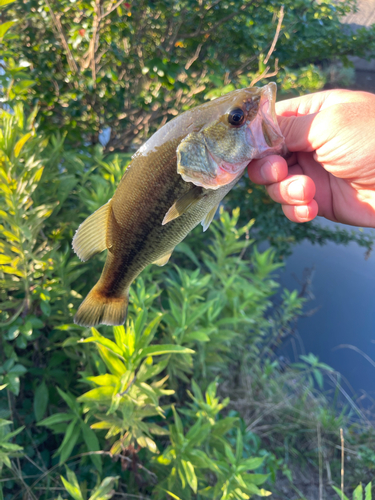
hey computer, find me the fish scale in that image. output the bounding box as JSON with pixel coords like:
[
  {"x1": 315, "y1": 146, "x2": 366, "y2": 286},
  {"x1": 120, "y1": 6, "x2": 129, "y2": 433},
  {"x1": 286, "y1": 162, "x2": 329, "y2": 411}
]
[{"x1": 72, "y1": 83, "x2": 285, "y2": 327}]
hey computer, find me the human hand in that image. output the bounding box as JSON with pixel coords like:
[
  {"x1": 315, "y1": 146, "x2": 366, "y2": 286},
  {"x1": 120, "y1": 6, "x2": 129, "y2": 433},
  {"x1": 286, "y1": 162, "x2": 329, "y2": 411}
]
[{"x1": 248, "y1": 89, "x2": 375, "y2": 227}]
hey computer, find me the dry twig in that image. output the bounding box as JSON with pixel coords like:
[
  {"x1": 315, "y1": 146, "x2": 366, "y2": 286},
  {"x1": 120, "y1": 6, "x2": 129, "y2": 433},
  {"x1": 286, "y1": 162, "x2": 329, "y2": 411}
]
[
  {"x1": 250, "y1": 5, "x2": 284, "y2": 87},
  {"x1": 264, "y1": 5, "x2": 284, "y2": 65}
]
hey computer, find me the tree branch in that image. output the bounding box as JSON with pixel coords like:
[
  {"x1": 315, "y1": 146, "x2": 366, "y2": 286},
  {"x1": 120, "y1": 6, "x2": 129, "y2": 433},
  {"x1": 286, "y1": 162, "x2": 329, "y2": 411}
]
[
  {"x1": 102, "y1": 0, "x2": 126, "y2": 20},
  {"x1": 44, "y1": 0, "x2": 78, "y2": 74},
  {"x1": 264, "y1": 5, "x2": 284, "y2": 65},
  {"x1": 250, "y1": 59, "x2": 279, "y2": 87},
  {"x1": 179, "y1": 3, "x2": 248, "y2": 40},
  {"x1": 185, "y1": 43, "x2": 203, "y2": 70},
  {"x1": 250, "y1": 5, "x2": 284, "y2": 86}
]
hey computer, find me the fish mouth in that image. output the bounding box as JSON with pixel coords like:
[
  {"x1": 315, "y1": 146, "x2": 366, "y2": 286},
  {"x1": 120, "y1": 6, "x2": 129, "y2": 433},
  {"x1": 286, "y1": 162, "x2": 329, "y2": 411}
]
[{"x1": 246, "y1": 82, "x2": 286, "y2": 159}]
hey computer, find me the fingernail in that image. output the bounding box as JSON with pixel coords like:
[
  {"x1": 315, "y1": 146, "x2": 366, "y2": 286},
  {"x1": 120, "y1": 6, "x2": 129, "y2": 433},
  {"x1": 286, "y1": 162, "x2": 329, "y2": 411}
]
[
  {"x1": 288, "y1": 180, "x2": 305, "y2": 201},
  {"x1": 260, "y1": 161, "x2": 275, "y2": 182}
]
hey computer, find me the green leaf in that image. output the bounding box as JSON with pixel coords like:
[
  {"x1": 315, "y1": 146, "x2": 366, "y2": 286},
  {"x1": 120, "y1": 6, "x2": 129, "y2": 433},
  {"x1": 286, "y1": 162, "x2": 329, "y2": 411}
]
[
  {"x1": 57, "y1": 388, "x2": 80, "y2": 415},
  {"x1": 1, "y1": 442, "x2": 23, "y2": 451},
  {"x1": 100, "y1": 346, "x2": 127, "y2": 375},
  {"x1": 37, "y1": 413, "x2": 74, "y2": 427},
  {"x1": 172, "y1": 405, "x2": 184, "y2": 436},
  {"x1": 80, "y1": 422, "x2": 101, "y2": 473},
  {"x1": 61, "y1": 472, "x2": 83, "y2": 500},
  {"x1": 183, "y1": 331, "x2": 210, "y2": 342},
  {"x1": 34, "y1": 381, "x2": 49, "y2": 422},
  {"x1": 78, "y1": 386, "x2": 114, "y2": 402},
  {"x1": 137, "y1": 435, "x2": 158, "y2": 454},
  {"x1": 89, "y1": 476, "x2": 118, "y2": 500},
  {"x1": 246, "y1": 473, "x2": 269, "y2": 486},
  {"x1": 8, "y1": 364, "x2": 27, "y2": 376},
  {"x1": 86, "y1": 374, "x2": 118, "y2": 387},
  {"x1": 0, "y1": 426, "x2": 24, "y2": 441},
  {"x1": 0, "y1": 452, "x2": 11, "y2": 469},
  {"x1": 313, "y1": 368, "x2": 324, "y2": 390},
  {"x1": 0, "y1": 420, "x2": 12, "y2": 428},
  {"x1": 56, "y1": 419, "x2": 81, "y2": 464},
  {"x1": 238, "y1": 456, "x2": 265, "y2": 472},
  {"x1": 147, "y1": 423, "x2": 169, "y2": 436},
  {"x1": 0, "y1": 21, "x2": 15, "y2": 39},
  {"x1": 14, "y1": 132, "x2": 32, "y2": 158},
  {"x1": 137, "y1": 344, "x2": 194, "y2": 361},
  {"x1": 181, "y1": 460, "x2": 197, "y2": 493},
  {"x1": 235, "y1": 428, "x2": 243, "y2": 463},
  {"x1": 224, "y1": 443, "x2": 236, "y2": 464},
  {"x1": 40, "y1": 300, "x2": 51, "y2": 316},
  {"x1": 353, "y1": 484, "x2": 363, "y2": 500},
  {"x1": 137, "y1": 313, "x2": 163, "y2": 350},
  {"x1": 138, "y1": 382, "x2": 158, "y2": 405},
  {"x1": 0, "y1": 0, "x2": 16, "y2": 8},
  {"x1": 5, "y1": 374, "x2": 20, "y2": 396},
  {"x1": 332, "y1": 485, "x2": 350, "y2": 500},
  {"x1": 113, "y1": 325, "x2": 126, "y2": 349},
  {"x1": 365, "y1": 482, "x2": 372, "y2": 500},
  {"x1": 164, "y1": 491, "x2": 182, "y2": 500},
  {"x1": 81, "y1": 336, "x2": 123, "y2": 357}
]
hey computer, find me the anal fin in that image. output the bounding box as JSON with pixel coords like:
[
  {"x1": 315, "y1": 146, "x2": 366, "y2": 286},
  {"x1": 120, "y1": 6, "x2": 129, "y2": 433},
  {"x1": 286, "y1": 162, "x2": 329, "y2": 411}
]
[
  {"x1": 153, "y1": 251, "x2": 173, "y2": 267},
  {"x1": 162, "y1": 186, "x2": 204, "y2": 225},
  {"x1": 72, "y1": 200, "x2": 112, "y2": 262},
  {"x1": 201, "y1": 204, "x2": 219, "y2": 232}
]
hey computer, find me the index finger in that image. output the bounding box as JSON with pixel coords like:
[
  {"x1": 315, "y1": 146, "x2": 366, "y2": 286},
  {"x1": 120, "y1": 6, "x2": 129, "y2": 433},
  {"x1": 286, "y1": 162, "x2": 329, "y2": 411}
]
[
  {"x1": 276, "y1": 89, "x2": 373, "y2": 117},
  {"x1": 276, "y1": 91, "x2": 333, "y2": 117}
]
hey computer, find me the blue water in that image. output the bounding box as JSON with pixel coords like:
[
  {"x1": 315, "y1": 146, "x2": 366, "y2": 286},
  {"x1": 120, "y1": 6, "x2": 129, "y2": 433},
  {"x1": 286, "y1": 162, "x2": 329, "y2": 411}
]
[{"x1": 279, "y1": 218, "x2": 375, "y2": 398}]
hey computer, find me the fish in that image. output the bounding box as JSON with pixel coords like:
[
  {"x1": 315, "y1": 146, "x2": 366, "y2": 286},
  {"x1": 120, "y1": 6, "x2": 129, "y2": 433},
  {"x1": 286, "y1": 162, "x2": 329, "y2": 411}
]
[{"x1": 72, "y1": 82, "x2": 285, "y2": 327}]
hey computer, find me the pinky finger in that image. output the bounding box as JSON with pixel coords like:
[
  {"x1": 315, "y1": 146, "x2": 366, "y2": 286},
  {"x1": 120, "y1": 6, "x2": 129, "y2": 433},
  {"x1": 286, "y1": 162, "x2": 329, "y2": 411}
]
[{"x1": 282, "y1": 199, "x2": 319, "y2": 223}]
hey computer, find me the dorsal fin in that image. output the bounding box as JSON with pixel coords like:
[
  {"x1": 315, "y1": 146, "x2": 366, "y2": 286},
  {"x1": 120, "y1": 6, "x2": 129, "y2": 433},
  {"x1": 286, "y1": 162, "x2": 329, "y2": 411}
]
[
  {"x1": 72, "y1": 201, "x2": 112, "y2": 262},
  {"x1": 153, "y1": 251, "x2": 173, "y2": 267},
  {"x1": 201, "y1": 203, "x2": 219, "y2": 232},
  {"x1": 162, "y1": 186, "x2": 204, "y2": 225}
]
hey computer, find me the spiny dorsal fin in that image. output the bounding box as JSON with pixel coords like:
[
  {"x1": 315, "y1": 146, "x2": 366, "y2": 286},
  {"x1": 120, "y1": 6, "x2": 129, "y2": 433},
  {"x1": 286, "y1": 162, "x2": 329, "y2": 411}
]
[
  {"x1": 201, "y1": 204, "x2": 219, "y2": 232},
  {"x1": 72, "y1": 201, "x2": 111, "y2": 262},
  {"x1": 162, "y1": 186, "x2": 204, "y2": 225},
  {"x1": 153, "y1": 251, "x2": 173, "y2": 267}
]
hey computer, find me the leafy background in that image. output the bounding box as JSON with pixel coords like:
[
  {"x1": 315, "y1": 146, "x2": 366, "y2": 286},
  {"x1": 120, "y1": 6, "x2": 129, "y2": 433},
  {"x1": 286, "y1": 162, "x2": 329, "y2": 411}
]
[{"x1": 1, "y1": 0, "x2": 375, "y2": 499}]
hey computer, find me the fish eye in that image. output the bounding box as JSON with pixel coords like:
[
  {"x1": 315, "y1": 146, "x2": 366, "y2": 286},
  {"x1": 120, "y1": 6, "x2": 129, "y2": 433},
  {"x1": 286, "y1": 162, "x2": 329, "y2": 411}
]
[{"x1": 228, "y1": 108, "x2": 245, "y2": 126}]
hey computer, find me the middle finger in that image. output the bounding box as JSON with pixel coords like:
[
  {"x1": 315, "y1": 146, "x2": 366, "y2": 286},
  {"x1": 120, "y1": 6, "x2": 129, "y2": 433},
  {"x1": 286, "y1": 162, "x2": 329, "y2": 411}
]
[{"x1": 266, "y1": 173, "x2": 316, "y2": 205}]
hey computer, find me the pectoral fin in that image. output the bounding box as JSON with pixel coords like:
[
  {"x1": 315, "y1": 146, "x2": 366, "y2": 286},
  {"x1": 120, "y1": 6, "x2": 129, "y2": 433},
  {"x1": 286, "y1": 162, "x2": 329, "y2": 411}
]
[
  {"x1": 72, "y1": 201, "x2": 112, "y2": 262},
  {"x1": 201, "y1": 203, "x2": 219, "y2": 232},
  {"x1": 162, "y1": 186, "x2": 205, "y2": 225},
  {"x1": 153, "y1": 251, "x2": 173, "y2": 267}
]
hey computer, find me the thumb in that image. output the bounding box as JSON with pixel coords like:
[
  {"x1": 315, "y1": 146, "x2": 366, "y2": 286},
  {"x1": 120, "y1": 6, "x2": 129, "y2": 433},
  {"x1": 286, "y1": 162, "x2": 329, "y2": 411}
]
[{"x1": 278, "y1": 111, "x2": 331, "y2": 153}]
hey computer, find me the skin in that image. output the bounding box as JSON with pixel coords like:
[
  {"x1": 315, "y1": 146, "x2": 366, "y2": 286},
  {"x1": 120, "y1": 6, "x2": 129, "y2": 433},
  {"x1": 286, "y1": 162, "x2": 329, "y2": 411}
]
[{"x1": 248, "y1": 89, "x2": 375, "y2": 227}]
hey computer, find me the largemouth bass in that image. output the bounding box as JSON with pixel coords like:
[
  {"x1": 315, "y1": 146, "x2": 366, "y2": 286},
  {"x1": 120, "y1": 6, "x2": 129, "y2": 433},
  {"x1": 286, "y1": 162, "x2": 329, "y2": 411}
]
[{"x1": 73, "y1": 82, "x2": 285, "y2": 327}]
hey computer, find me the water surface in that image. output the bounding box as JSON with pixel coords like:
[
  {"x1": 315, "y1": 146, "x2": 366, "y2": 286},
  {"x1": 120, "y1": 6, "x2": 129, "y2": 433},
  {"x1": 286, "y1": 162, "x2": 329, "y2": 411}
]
[{"x1": 280, "y1": 218, "x2": 375, "y2": 398}]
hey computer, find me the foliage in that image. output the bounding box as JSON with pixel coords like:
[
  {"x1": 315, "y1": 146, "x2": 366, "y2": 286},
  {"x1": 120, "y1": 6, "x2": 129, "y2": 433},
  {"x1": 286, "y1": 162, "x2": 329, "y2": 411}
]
[
  {"x1": 61, "y1": 467, "x2": 118, "y2": 500},
  {"x1": 0, "y1": 101, "x2": 306, "y2": 497},
  {"x1": 333, "y1": 482, "x2": 373, "y2": 500},
  {"x1": 2, "y1": 0, "x2": 375, "y2": 150},
  {"x1": 1, "y1": 2, "x2": 375, "y2": 499},
  {"x1": 77, "y1": 317, "x2": 190, "y2": 457}
]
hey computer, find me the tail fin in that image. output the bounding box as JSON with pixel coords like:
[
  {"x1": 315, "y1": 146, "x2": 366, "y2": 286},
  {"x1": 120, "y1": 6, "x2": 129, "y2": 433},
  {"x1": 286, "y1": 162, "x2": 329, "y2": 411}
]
[{"x1": 74, "y1": 286, "x2": 128, "y2": 327}]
